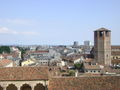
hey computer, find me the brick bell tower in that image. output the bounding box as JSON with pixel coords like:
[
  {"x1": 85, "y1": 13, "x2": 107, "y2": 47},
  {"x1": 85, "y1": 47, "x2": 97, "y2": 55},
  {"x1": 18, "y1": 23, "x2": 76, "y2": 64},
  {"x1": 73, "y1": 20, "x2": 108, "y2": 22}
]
[{"x1": 94, "y1": 28, "x2": 111, "y2": 65}]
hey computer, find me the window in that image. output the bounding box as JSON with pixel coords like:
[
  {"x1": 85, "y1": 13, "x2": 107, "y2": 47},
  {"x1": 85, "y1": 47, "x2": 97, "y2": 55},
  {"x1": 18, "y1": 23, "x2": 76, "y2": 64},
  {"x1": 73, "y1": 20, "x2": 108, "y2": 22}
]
[
  {"x1": 113, "y1": 57, "x2": 115, "y2": 59},
  {"x1": 95, "y1": 32, "x2": 97, "y2": 37},
  {"x1": 99, "y1": 31, "x2": 103, "y2": 37},
  {"x1": 106, "y1": 31, "x2": 109, "y2": 37},
  {"x1": 116, "y1": 57, "x2": 118, "y2": 59},
  {"x1": 107, "y1": 54, "x2": 108, "y2": 57}
]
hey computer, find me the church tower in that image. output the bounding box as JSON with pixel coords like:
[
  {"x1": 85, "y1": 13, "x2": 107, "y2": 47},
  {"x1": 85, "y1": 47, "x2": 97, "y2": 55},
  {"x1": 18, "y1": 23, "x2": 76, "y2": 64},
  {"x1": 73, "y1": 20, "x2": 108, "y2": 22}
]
[{"x1": 94, "y1": 28, "x2": 111, "y2": 65}]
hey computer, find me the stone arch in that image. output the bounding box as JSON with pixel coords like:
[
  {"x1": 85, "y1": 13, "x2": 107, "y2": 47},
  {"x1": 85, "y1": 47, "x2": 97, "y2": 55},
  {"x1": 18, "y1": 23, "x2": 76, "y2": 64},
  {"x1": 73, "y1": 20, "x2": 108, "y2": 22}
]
[
  {"x1": 6, "y1": 84, "x2": 17, "y2": 90},
  {"x1": 34, "y1": 83, "x2": 45, "y2": 90},
  {"x1": 20, "y1": 84, "x2": 31, "y2": 90}
]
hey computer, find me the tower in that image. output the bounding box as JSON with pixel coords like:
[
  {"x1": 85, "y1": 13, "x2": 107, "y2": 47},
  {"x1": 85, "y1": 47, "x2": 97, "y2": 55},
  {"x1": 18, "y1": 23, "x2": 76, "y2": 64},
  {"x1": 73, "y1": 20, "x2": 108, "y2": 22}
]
[
  {"x1": 73, "y1": 41, "x2": 79, "y2": 47},
  {"x1": 94, "y1": 28, "x2": 111, "y2": 65}
]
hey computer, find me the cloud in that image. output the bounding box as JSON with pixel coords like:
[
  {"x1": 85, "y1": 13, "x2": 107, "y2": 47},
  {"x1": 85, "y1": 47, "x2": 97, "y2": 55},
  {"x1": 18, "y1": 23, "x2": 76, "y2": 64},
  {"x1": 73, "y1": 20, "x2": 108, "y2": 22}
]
[
  {"x1": 0, "y1": 27, "x2": 38, "y2": 35},
  {"x1": 0, "y1": 19, "x2": 33, "y2": 25}
]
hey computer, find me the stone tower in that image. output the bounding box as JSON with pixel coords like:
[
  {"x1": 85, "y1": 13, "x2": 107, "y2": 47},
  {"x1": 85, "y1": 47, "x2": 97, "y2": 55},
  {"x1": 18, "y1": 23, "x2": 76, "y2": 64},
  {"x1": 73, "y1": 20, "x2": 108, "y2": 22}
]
[{"x1": 94, "y1": 28, "x2": 111, "y2": 65}]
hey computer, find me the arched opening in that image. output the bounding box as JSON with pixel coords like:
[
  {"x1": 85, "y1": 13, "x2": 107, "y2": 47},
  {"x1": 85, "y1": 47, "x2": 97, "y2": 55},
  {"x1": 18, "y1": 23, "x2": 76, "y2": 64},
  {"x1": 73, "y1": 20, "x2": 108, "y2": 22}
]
[
  {"x1": 34, "y1": 83, "x2": 45, "y2": 90},
  {"x1": 6, "y1": 84, "x2": 17, "y2": 90},
  {"x1": 20, "y1": 84, "x2": 31, "y2": 90},
  {"x1": 0, "y1": 86, "x2": 3, "y2": 90}
]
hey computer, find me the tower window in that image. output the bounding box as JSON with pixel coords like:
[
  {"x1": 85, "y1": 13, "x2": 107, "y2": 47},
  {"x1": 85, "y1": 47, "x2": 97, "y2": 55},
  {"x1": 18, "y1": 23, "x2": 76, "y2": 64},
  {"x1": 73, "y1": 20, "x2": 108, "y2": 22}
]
[
  {"x1": 95, "y1": 32, "x2": 97, "y2": 37},
  {"x1": 107, "y1": 54, "x2": 108, "y2": 57},
  {"x1": 99, "y1": 31, "x2": 103, "y2": 37},
  {"x1": 106, "y1": 31, "x2": 109, "y2": 37}
]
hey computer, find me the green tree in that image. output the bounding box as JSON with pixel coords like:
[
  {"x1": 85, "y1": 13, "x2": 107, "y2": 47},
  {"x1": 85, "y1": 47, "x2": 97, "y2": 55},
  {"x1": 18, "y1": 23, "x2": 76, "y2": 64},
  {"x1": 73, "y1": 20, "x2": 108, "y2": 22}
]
[
  {"x1": 0, "y1": 46, "x2": 11, "y2": 54},
  {"x1": 74, "y1": 63, "x2": 83, "y2": 69},
  {"x1": 68, "y1": 70, "x2": 75, "y2": 76}
]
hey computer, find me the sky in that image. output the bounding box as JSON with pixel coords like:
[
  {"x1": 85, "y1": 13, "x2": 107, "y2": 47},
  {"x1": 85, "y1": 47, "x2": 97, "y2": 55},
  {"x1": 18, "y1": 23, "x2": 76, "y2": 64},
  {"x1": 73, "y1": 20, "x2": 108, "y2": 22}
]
[{"x1": 0, "y1": 0, "x2": 120, "y2": 45}]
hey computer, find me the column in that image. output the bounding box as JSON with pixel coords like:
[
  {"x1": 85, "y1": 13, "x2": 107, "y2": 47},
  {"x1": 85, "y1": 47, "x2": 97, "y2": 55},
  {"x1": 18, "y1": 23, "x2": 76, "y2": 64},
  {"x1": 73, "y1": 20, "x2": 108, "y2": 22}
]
[
  {"x1": 45, "y1": 85, "x2": 48, "y2": 90},
  {"x1": 31, "y1": 86, "x2": 34, "y2": 90},
  {"x1": 3, "y1": 86, "x2": 6, "y2": 90},
  {"x1": 17, "y1": 86, "x2": 21, "y2": 90}
]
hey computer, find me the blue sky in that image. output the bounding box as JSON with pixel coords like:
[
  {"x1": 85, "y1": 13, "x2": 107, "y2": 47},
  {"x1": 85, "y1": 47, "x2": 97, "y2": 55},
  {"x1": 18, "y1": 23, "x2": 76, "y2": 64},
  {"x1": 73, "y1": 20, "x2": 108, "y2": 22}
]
[{"x1": 0, "y1": 0, "x2": 120, "y2": 45}]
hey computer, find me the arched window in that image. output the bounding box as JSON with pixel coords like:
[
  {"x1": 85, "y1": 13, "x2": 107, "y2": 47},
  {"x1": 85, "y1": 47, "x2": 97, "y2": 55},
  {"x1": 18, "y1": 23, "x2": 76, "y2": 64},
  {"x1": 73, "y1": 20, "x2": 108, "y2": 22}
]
[
  {"x1": 6, "y1": 84, "x2": 17, "y2": 90},
  {"x1": 34, "y1": 83, "x2": 45, "y2": 90},
  {"x1": 20, "y1": 84, "x2": 31, "y2": 90}
]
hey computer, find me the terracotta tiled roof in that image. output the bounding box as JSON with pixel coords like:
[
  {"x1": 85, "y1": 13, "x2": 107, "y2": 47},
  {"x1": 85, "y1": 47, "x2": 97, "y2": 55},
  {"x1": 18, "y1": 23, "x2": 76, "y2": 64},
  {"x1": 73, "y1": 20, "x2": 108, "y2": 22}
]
[
  {"x1": 0, "y1": 59, "x2": 13, "y2": 67},
  {"x1": 0, "y1": 53, "x2": 19, "y2": 59},
  {"x1": 84, "y1": 64, "x2": 101, "y2": 70},
  {"x1": 62, "y1": 55, "x2": 81, "y2": 61},
  {"x1": 84, "y1": 58, "x2": 93, "y2": 63},
  {"x1": 103, "y1": 66, "x2": 120, "y2": 74},
  {"x1": 0, "y1": 67, "x2": 49, "y2": 81},
  {"x1": 27, "y1": 50, "x2": 49, "y2": 54},
  {"x1": 111, "y1": 46, "x2": 120, "y2": 49},
  {"x1": 49, "y1": 76, "x2": 120, "y2": 90},
  {"x1": 112, "y1": 51, "x2": 120, "y2": 55},
  {"x1": 112, "y1": 60, "x2": 120, "y2": 64}
]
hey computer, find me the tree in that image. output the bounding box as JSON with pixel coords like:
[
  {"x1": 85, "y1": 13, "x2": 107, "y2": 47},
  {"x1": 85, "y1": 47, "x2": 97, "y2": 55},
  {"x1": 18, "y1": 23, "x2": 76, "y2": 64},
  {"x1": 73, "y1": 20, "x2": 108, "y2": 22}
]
[
  {"x1": 0, "y1": 46, "x2": 10, "y2": 54},
  {"x1": 74, "y1": 63, "x2": 83, "y2": 70},
  {"x1": 68, "y1": 70, "x2": 75, "y2": 76}
]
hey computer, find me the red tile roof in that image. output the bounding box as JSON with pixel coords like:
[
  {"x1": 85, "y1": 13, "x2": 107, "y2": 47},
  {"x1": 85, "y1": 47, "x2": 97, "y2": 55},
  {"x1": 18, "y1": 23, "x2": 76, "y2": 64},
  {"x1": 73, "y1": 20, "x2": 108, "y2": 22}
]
[
  {"x1": 112, "y1": 51, "x2": 120, "y2": 55},
  {"x1": 27, "y1": 50, "x2": 49, "y2": 54},
  {"x1": 84, "y1": 64, "x2": 101, "y2": 70},
  {"x1": 0, "y1": 67, "x2": 49, "y2": 81},
  {"x1": 0, "y1": 59, "x2": 13, "y2": 67},
  {"x1": 112, "y1": 60, "x2": 120, "y2": 64},
  {"x1": 84, "y1": 58, "x2": 93, "y2": 63},
  {"x1": 62, "y1": 55, "x2": 81, "y2": 61},
  {"x1": 49, "y1": 76, "x2": 120, "y2": 90},
  {"x1": 111, "y1": 46, "x2": 120, "y2": 49},
  {"x1": 103, "y1": 66, "x2": 120, "y2": 74}
]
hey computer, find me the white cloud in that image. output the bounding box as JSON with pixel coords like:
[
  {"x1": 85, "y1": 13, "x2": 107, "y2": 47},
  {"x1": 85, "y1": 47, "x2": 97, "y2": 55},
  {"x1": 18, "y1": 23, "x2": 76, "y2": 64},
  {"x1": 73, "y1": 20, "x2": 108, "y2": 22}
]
[
  {"x1": 0, "y1": 19, "x2": 33, "y2": 25},
  {"x1": 0, "y1": 27, "x2": 38, "y2": 35}
]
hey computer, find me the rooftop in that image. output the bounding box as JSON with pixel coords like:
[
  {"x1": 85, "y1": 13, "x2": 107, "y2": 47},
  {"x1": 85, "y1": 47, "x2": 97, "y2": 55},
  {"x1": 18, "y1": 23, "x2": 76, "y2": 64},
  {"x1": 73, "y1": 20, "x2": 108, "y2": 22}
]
[
  {"x1": 84, "y1": 64, "x2": 101, "y2": 70},
  {"x1": 94, "y1": 28, "x2": 111, "y2": 32},
  {"x1": 0, "y1": 59, "x2": 13, "y2": 67},
  {"x1": 0, "y1": 66, "x2": 49, "y2": 81},
  {"x1": 49, "y1": 76, "x2": 120, "y2": 90}
]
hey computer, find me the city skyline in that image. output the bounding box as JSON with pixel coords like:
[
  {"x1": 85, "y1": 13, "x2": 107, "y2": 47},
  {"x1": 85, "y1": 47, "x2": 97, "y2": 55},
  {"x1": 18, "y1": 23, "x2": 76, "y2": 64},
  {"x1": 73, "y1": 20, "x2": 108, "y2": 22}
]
[{"x1": 0, "y1": 0, "x2": 120, "y2": 45}]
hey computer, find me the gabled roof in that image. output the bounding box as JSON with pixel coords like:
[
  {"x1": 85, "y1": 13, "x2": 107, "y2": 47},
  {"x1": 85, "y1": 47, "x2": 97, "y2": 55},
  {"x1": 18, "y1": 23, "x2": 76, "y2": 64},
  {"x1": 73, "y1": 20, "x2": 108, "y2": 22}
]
[{"x1": 0, "y1": 66, "x2": 49, "y2": 81}]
